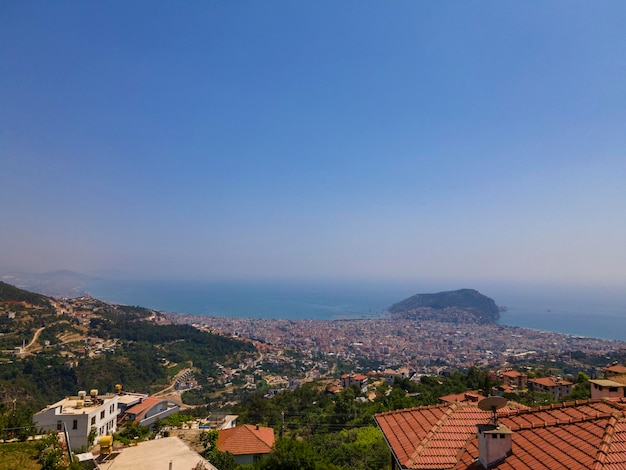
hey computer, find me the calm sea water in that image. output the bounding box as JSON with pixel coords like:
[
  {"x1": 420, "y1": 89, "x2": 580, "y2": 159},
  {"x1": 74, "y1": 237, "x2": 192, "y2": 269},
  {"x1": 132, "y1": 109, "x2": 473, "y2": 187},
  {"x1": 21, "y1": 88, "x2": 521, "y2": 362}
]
[{"x1": 83, "y1": 279, "x2": 626, "y2": 341}]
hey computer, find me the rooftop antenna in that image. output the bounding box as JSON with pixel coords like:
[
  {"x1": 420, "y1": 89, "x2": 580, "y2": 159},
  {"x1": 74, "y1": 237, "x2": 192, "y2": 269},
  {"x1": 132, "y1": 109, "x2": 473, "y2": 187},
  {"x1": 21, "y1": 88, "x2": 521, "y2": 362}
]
[{"x1": 477, "y1": 396, "x2": 508, "y2": 425}]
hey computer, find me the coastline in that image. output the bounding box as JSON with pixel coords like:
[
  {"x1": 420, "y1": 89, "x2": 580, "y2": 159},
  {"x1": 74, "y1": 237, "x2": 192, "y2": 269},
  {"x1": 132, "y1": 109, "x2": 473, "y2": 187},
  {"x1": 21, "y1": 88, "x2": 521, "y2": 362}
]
[{"x1": 79, "y1": 279, "x2": 626, "y2": 341}]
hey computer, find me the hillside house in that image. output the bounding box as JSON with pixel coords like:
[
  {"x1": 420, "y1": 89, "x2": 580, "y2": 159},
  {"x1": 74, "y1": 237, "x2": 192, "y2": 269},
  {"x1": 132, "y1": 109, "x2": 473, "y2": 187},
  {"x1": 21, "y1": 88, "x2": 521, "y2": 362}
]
[
  {"x1": 34, "y1": 390, "x2": 119, "y2": 449},
  {"x1": 118, "y1": 396, "x2": 180, "y2": 427},
  {"x1": 341, "y1": 373, "x2": 368, "y2": 391},
  {"x1": 528, "y1": 377, "x2": 573, "y2": 401},
  {"x1": 217, "y1": 424, "x2": 275, "y2": 465},
  {"x1": 591, "y1": 378, "x2": 626, "y2": 399},
  {"x1": 501, "y1": 370, "x2": 527, "y2": 389},
  {"x1": 603, "y1": 364, "x2": 626, "y2": 378}
]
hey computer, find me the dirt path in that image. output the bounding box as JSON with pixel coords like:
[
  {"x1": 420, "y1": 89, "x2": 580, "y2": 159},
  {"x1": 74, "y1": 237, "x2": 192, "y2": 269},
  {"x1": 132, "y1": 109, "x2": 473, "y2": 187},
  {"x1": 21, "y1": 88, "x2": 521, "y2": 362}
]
[
  {"x1": 24, "y1": 327, "x2": 45, "y2": 350},
  {"x1": 153, "y1": 367, "x2": 194, "y2": 397}
]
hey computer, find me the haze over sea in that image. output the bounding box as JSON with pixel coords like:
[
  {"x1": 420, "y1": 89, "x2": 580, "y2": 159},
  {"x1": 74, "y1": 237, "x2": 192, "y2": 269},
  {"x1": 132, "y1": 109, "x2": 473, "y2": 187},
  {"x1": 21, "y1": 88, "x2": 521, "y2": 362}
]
[{"x1": 84, "y1": 279, "x2": 626, "y2": 342}]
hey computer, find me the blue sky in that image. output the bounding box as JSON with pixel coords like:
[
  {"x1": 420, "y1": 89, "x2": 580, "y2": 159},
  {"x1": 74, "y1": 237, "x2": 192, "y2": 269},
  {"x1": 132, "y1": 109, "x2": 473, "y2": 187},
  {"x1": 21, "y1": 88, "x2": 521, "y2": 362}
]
[{"x1": 1, "y1": 1, "x2": 625, "y2": 285}]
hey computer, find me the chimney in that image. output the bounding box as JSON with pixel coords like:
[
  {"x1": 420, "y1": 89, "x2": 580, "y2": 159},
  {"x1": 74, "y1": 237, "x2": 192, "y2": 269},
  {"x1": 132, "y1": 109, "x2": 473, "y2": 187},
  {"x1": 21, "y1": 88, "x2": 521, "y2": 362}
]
[{"x1": 477, "y1": 423, "x2": 513, "y2": 468}]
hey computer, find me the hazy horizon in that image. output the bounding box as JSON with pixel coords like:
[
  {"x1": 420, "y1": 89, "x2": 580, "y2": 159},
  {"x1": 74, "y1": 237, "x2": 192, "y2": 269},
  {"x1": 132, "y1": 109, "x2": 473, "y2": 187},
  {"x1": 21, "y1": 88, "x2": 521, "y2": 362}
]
[{"x1": 2, "y1": 2, "x2": 625, "y2": 287}]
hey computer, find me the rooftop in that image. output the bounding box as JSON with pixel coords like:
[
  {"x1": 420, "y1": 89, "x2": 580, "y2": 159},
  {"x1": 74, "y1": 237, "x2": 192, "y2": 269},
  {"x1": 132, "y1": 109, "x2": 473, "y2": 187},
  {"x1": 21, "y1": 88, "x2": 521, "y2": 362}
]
[
  {"x1": 604, "y1": 365, "x2": 626, "y2": 375},
  {"x1": 116, "y1": 392, "x2": 148, "y2": 406},
  {"x1": 502, "y1": 370, "x2": 526, "y2": 378},
  {"x1": 217, "y1": 424, "x2": 275, "y2": 456},
  {"x1": 439, "y1": 391, "x2": 485, "y2": 404},
  {"x1": 529, "y1": 377, "x2": 573, "y2": 387},
  {"x1": 374, "y1": 398, "x2": 626, "y2": 469},
  {"x1": 123, "y1": 396, "x2": 179, "y2": 423},
  {"x1": 591, "y1": 380, "x2": 626, "y2": 388},
  {"x1": 97, "y1": 436, "x2": 216, "y2": 470},
  {"x1": 38, "y1": 394, "x2": 118, "y2": 416}
]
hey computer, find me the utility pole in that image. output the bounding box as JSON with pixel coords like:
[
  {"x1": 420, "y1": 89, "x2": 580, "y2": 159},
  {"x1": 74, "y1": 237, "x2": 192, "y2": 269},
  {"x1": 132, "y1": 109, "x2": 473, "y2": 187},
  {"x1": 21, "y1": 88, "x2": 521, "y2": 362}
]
[{"x1": 280, "y1": 411, "x2": 285, "y2": 438}]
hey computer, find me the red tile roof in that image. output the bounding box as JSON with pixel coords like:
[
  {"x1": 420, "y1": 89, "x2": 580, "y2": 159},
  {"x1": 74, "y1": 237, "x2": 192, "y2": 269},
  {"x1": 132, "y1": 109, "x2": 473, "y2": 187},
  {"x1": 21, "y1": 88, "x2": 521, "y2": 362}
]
[
  {"x1": 529, "y1": 377, "x2": 573, "y2": 387},
  {"x1": 124, "y1": 397, "x2": 173, "y2": 423},
  {"x1": 374, "y1": 398, "x2": 626, "y2": 469},
  {"x1": 502, "y1": 371, "x2": 526, "y2": 378},
  {"x1": 217, "y1": 424, "x2": 275, "y2": 456},
  {"x1": 604, "y1": 365, "x2": 626, "y2": 375},
  {"x1": 439, "y1": 391, "x2": 485, "y2": 404}
]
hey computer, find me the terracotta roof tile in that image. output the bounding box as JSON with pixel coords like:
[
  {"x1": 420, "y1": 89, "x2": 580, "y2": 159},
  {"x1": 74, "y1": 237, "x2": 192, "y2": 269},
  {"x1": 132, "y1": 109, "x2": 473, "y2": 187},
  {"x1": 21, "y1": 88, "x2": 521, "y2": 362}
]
[
  {"x1": 530, "y1": 377, "x2": 573, "y2": 387},
  {"x1": 502, "y1": 371, "x2": 526, "y2": 378},
  {"x1": 123, "y1": 396, "x2": 175, "y2": 423},
  {"x1": 217, "y1": 424, "x2": 274, "y2": 456},
  {"x1": 375, "y1": 398, "x2": 626, "y2": 469},
  {"x1": 604, "y1": 365, "x2": 626, "y2": 375}
]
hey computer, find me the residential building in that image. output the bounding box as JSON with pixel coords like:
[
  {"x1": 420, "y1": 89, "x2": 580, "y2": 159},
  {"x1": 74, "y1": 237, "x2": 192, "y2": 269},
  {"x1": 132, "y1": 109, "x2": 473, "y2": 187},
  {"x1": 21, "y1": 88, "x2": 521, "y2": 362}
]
[
  {"x1": 340, "y1": 373, "x2": 368, "y2": 390},
  {"x1": 603, "y1": 364, "x2": 626, "y2": 378},
  {"x1": 501, "y1": 370, "x2": 527, "y2": 389},
  {"x1": 528, "y1": 377, "x2": 573, "y2": 401},
  {"x1": 492, "y1": 384, "x2": 515, "y2": 397},
  {"x1": 383, "y1": 367, "x2": 411, "y2": 384},
  {"x1": 217, "y1": 424, "x2": 275, "y2": 465},
  {"x1": 374, "y1": 397, "x2": 626, "y2": 469},
  {"x1": 590, "y1": 379, "x2": 626, "y2": 399},
  {"x1": 34, "y1": 390, "x2": 119, "y2": 449},
  {"x1": 118, "y1": 396, "x2": 180, "y2": 427}
]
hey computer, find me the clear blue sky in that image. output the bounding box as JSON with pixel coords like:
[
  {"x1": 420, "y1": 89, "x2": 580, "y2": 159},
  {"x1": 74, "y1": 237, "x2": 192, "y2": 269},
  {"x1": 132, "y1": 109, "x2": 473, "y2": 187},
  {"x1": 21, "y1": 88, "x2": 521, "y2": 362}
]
[{"x1": 1, "y1": 1, "x2": 625, "y2": 286}]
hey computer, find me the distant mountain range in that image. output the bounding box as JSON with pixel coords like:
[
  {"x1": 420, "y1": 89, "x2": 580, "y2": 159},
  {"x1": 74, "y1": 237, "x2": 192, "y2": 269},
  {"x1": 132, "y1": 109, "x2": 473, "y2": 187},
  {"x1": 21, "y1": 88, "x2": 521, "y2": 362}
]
[
  {"x1": 388, "y1": 288, "x2": 500, "y2": 324},
  {"x1": 0, "y1": 269, "x2": 92, "y2": 298}
]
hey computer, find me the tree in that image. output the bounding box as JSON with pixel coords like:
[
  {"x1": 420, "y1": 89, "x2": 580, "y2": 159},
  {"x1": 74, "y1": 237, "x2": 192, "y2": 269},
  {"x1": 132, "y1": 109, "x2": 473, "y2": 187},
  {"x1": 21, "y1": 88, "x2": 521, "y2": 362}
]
[
  {"x1": 313, "y1": 426, "x2": 391, "y2": 470},
  {"x1": 257, "y1": 438, "x2": 319, "y2": 470},
  {"x1": 205, "y1": 448, "x2": 237, "y2": 470},
  {"x1": 36, "y1": 433, "x2": 64, "y2": 470},
  {"x1": 332, "y1": 388, "x2": 357, "y2": 426},
  {"x1": 88, "y1": 427, "x2": 98, "y2": 447},
  {"x1": 563, "y1": 372, "x2": 591, "y2": 401}
]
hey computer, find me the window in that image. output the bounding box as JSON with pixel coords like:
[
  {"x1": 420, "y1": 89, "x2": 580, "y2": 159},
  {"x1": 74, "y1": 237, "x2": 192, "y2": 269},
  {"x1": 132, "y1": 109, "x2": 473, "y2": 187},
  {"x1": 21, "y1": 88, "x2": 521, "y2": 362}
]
[
  {"x1": 72, "y1": 420, "x2": 78, "y2": 430},
  {"x1": 56, "y1": 421, "x2": 62, "y2": 431},
  {"x1": 100, "y1": 410, "x2": 105, "y2": 419},
  {"x1": 609, "y1": 387, "x2": 618, "y2": 392},
  {"x1": 91, "y1": 416, "x2": 96, "y2": 426}
]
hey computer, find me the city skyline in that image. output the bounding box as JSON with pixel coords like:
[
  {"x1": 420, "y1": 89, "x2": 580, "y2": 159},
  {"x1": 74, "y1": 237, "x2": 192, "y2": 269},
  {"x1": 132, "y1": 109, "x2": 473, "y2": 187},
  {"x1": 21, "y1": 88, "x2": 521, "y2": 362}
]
[{"x1": 2, "y1": 2, "x2": 625, "y2": 287}]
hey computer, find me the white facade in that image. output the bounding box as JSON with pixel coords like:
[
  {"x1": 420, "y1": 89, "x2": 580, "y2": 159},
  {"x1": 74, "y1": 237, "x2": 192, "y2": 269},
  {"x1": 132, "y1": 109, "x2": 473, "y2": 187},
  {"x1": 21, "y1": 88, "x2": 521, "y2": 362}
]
[{"x1": 34, "y1": 393, "x2": 120, "y2": 449}]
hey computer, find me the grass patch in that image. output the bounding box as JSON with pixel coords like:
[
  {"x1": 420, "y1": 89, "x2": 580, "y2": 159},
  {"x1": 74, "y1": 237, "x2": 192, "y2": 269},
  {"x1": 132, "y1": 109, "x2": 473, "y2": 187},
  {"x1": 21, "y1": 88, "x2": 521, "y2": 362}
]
[
  {"x1": 0, "y1": 441, "x2": 40, "y2": 470},
  {"x1": 167, "y1": 361, "x2": 192, "y2": 380}
]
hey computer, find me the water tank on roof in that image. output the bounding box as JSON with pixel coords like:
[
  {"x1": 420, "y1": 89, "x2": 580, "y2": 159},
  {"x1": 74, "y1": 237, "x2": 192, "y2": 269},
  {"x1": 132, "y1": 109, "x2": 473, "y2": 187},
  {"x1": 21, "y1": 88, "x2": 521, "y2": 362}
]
[
  {"x1": 99, "y1": 435, "x2": 113, "y2": 455},
  {"x1": 78, "y1": 391, "x2": 87, "y2": 400},
  {"x1": 76, "y1": 400, "x2": 84, "y2": 408},
  {"x1": 90, "y1": 389, "x2": 98, "y2": 399},
  {"x1": 115, "y1": 384, "x2": 122, "y2": 394}
]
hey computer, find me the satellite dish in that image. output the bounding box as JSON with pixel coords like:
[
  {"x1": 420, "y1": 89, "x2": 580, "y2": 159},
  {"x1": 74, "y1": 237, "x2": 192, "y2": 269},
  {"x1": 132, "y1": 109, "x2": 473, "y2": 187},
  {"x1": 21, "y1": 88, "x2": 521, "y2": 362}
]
[
  {"x1": 478, "y1": 396, "x2": 508, "y2": 412},
  {"x1": 478, "y1": 396, "x2": 508, "y2": 424}
]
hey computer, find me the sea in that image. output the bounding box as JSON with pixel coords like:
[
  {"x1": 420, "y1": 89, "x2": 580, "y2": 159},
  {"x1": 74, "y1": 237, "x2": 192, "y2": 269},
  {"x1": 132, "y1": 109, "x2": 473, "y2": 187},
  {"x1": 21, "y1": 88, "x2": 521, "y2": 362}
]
[{"x1": 83, "y1": 279, "x2": 626, "y2": 342}]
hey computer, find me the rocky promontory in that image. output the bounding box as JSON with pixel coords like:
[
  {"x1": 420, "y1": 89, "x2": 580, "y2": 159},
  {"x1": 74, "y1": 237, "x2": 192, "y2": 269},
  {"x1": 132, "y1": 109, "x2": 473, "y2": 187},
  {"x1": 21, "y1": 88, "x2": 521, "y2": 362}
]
[{"x1": 388, "y1": 288, "x2": 500, "y2": 324}]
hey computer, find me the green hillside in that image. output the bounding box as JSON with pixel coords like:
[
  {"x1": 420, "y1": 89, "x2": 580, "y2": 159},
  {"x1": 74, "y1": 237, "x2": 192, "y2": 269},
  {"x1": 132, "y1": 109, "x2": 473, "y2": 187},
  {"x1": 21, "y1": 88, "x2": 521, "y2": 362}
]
[
  {"x1": 0, "y1": 281, "x2": 51, "y2": 307},
  {"x1": 0, "y1": 282, "x2": 256, "y2": 410}
]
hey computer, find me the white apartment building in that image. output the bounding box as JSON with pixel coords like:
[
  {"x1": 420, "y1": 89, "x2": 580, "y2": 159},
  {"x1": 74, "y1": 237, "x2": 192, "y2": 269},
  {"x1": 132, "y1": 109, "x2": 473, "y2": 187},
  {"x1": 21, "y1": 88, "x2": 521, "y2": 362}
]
[{"x1": 34, "y1": 390, "x2": 119, "y2": 449}]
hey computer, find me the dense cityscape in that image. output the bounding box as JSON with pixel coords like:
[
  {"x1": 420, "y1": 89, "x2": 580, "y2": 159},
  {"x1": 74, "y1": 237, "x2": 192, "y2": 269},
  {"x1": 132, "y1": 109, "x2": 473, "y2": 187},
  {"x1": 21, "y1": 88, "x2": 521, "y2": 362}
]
[{"x1": 167, "y1": 310, "x2": 624, "y2": 372}]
